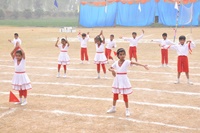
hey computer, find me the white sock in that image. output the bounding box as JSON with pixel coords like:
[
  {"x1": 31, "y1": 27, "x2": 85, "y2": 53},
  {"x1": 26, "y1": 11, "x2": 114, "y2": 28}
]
[
  {"x1": 126, "y1": 108, "x2": 129, "y2": 111},
  {"x1": 112, "y1": 106, "x2": 116, "y2": 109},
  {"x1": 24, "y1": 98, "x2": 27, "y2": 102},
  {"x1": 177, "y1": 78, "x2": 180, "y2": 82},
  {"x1": 98, "y1": 73, "x2": 100, "y2": 77},
  {"x1": 187, "y1": 79, "x2": 190, "y2": 82},
  {"x1": 19, "y1": 98, "x2": 22, "y2": 103}
]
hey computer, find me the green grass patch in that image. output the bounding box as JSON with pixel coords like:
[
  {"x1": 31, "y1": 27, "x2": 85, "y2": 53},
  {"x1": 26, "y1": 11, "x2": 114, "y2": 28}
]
[{"x1": 0, "y1": 17, "x2": 79, "y2": 27}]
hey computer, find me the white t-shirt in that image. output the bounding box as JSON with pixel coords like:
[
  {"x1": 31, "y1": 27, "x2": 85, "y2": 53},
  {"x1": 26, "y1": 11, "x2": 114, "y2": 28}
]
[
  {"x1": 106, "y1": 40, "x2": 116, "y2": 49},
  {"x1": 152, "y1": 39, "x2": 175, "y2": 49},
  {"x1": 123, "y1": 34, "x2": 143, "y2": 47},
  {"x1": 78, "y1": 35, "x2": 89, "y2": 48},
  {"x1": 12, "y1": 38, "x2": 22, "y2": 47},
  {"x1": 167, "y1": 42, "x2": 195, "y2": 56}
]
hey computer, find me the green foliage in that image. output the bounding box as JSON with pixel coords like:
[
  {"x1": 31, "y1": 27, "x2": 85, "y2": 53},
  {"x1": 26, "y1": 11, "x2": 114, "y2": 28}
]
[
  {"x1": 23, "y1": 9, "x2": 32, "y2": 19},
  {"x1": 0, "y1": 9, "x2": 5, "y2": 19},
  {"x1": 0, "y1": 17, "x2": 79, "y2": 27},
  {"x1": 34, "y1": 9, "x2": 44, "y2": 18}
]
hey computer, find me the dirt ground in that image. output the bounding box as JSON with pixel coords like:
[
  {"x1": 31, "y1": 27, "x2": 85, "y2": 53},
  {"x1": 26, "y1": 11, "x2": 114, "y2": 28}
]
[{"x1": 0, "y1": 26, "x2": 200, "y2": 133}]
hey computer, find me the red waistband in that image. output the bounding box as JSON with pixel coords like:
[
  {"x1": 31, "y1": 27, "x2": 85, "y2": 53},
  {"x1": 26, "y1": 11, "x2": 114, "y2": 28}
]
[
  {"x1": 96, "y1": 52, "x2": 103, "y2": 53},
  {"x1": 117, "y1": 73, "x2": 127, "y2": 75},
  {"x1": 178, "y1": 55, "x2": 187, "y2": 57},
  {"x1": 61, "y1": 51, "x2": 67, "y2": 52},
  {"x1": 15, "y1": 72, "x2": 25, "y2": 74}
]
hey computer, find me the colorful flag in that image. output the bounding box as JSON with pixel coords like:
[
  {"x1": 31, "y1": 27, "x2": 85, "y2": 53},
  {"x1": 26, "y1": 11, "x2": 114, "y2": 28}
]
[
  {"x1": 54, "y1": 0, "x2": 58, "y2": 8},
  {"x1": 138, "y1": 3, "x2": 141, "y2": 12},
  {"x1": 174, "y1": 2, "x2": 179, "y2": 11},
  {"x1": 9, "y1": 91, "x2": 19, "y2": 102}
]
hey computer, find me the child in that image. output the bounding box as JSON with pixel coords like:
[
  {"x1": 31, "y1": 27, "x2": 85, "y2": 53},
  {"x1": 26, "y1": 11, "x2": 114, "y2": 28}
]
[
  {"x1": 166, "y1": 35, "x2": 195, "y2": 84},
  {"x1": 152, "y1": 33, "x2": 175, "y2": 67},
  {"x1": 107, "y1": 48, "x2": 148, "y2": 116},
  {"x1": 78, "y1": 32, "x2": 90, "y2": 64},
  {"x1": 8, "y1": 33, "x2": 22, "y2": 47},
  {"x1": 105, "y1": 34, "x2": 117, "y2": 63},
  {"x1": 120, "y1": 30, "x2": 144, "y2": 62},
  {"x1": 55, "y1": 37, "x2": 70, "y2": 78},
  {"x1": 11, "y1": 46, "x2": 32, "y2": 106},
  {"x1": 94, "y1": 31, "x2": 107, "y2": 79}
]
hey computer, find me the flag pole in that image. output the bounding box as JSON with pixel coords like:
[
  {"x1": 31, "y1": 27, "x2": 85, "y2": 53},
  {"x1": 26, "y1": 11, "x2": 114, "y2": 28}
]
[{"x1": 173, "y1": 0, "x2": 181, "y2": 42}]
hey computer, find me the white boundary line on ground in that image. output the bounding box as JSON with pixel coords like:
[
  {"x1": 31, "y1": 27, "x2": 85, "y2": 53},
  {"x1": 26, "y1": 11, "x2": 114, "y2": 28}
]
[
  {"x1": 0, "y1": 64, "x2": 200, "y2": 77},
  {"x1": 0, "y1": 108, "x2": 16, "y2": 119},
  {"x1": 0, "y1": 106, "x2": 198, "y2": 131},
  {"x1": 1, "y1": 57, "x2": 200, "y2": 65},
  {"x1": 0, "y1": 92, "x2": 200, "y2": 111},
  {"x1": 1, "y1": 71, "x2": 200, "y2": 85},
  {"x1": 1, "y1": 59, "x2": 200, "y2": 69},
  {"x1": 1, "y1": 79, "x2": 200, "y2": 96},
  {"x1": 24, "y1": 108, "x2": 199, "y2": 131}
]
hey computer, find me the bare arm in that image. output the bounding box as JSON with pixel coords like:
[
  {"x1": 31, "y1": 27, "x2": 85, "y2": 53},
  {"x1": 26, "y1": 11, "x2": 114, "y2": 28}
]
[
  {"x1": 187, "y1": 41, "x2": 195, "y2": 49},
  {"x1": 65, "y1": 36, "x2": 70, "y2": 47},
  {"x1": 108, "y1": 67, "x2": 116, "y2": 77},
  {"x1": 20, "y1": 46, "x2": 25, "y2": 59},
  {"x1": 131, "y1": 61, "x2": 149, "y2": 70},
  {"x1": 55, "y1": 37, "x2": 59, "y2": 47}
]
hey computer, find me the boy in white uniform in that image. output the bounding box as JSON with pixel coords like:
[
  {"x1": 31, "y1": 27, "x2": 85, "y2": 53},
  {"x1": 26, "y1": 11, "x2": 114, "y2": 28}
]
[
  {"x1": 105, "y1": 34, "x2": 116, "y2": 62},
  {"x1": 78, "y1": 32, "x2": 90, "y2": 64},
  {"x1": 152, "y1": 33, "x2": 175, "y2": 67},
  {"x1": 8, "y1": 33, "x2": 22, "y2": 47},
  {"x1": 120, "y1": 30, "x2": 144, "y2": 62}
]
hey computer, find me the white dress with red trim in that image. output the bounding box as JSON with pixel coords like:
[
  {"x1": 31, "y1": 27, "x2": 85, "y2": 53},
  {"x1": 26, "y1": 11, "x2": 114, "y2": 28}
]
[
  {"x1": 58, "y1": 44, "x2": 70, "y2": 65},
  {"x1": 112, "y1": 60, "x2": 133, "y2": 95},
  {"x1": 94, "y1": 43, "x2": 107, "y2": 64},
  {"x1": 12, "y1": 58, "x2": 32, "y2": 91}
]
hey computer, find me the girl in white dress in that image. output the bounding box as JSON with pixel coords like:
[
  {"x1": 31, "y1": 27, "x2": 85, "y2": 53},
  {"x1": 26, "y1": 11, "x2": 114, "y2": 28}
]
[
  {"x1": 11, "y1": 46, "x2": 32, "y2": 106},
  {"x1": 107, "y1": 48, "x2": 148, "y2": 117},
  {"x1": 55, "y1": 37, "x2": 70, "y2": 78},
  {"x1": 94, "y1": 31, "x2": 107, "y2": 79}
]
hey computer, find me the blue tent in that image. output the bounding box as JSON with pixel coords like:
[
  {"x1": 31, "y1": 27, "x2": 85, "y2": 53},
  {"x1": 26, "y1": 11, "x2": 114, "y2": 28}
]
[{"x1": 79, "y1": 0, "x2": 200, "y2": 27}]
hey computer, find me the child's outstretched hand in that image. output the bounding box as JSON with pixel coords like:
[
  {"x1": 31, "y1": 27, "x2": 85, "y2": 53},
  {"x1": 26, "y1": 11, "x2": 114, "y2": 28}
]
[
  {"x1": 57, "y1": 37, "x2": 59, "y2": 41},
  {"x1": 142, "y1": 29, "x2": 144, "y2": 33},
  {"x1": 144, "y1": 65, "x2": 149, "y2": 70},
  {"x1": 119, "y1": 36, "x2": 122, "y2": 39},
  {"x1": 186, "y1": 40, "x2": 191, "y2": 43},
  {"x1": 87, "y1": 32, "x2": 89, "y2": 34}
]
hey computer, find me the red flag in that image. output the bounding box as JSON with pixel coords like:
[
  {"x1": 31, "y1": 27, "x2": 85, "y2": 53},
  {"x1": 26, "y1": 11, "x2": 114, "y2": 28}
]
[{"x1": 9, "y1": 91, "x2": 19, "y2": 102}]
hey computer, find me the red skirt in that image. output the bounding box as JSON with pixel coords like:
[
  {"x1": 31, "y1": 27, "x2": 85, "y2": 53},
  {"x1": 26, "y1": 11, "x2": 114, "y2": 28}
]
[{"x1": 177, "y1": 56, "x2": 189, "y2": 73}]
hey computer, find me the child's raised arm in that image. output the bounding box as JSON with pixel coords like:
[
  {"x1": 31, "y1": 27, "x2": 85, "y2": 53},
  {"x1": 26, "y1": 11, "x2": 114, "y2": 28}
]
[
  {"x1": 55, "y1": 37, "x2": 59, "y2": 47},
  {"x1": 19, "y1": 46, "x2": 25, "y2": 59},
  {"x1": 100, "y1": 30, "x2": 105, "y2": 44},
  {"x1": 131, "y1": 61, "x2": 149, "y2": 70},
  {"x1": 65, "y1": 36, "x2": 70, "y2": 47}
]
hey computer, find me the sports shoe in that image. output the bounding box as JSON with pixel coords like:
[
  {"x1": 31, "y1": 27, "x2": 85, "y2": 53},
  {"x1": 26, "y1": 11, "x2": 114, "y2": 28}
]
[
  {"x1": 107, "y1": 107, "x2": 116, "y2": 113},
  {"x1": 126, "y1": 110, "x2": 130, "y2": 117},
  {"x1": 63, "y1": 74, "x2": 67, "y2": 78},
  {"x1": 21, "y1": 101, "x2": 27, "y2": 106},
  {"x1": 57, "y1": 73, "x2": 60, "y2": 78},
  {"x1": 14, "y1": 102, "x2": 22, "y2": 105},
  {"x1": 188, "y1": 81, "x2": 193, "y2": 85},
  {"x1": 174, "y1": 80, "x2": 180, "y2": 84}
]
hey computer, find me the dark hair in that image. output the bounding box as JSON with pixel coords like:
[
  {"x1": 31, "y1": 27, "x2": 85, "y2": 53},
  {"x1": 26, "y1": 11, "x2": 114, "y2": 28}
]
[
  {"x1": 14, "y1": 33, "x2": 19, "y2": 36},
  {"x1": 179, "y1": 35, "x2": 186, "y2": 40},
  {"x1": 16, "y1": 50, "x2": 22, "y2": 55},
  {"x1": 95, "y1": 35, "x2": 103, "y2": 43},
  {"x1": 110, "y1": 34, "x2": 114, "y2": 37},
  {"x1": 82, "y1": 33, "x2": 86, "y2": 37},
  {"x1": 117, "y1": 48, "x2": 126, "y2": 58},
  {"x1": 132, "y1": 32, "x2": 137, "y2": 35},
  {"x1": 162, "y1": 33, "x2": 167, "y2": 37},
  {"x1": 61, "y1": 38, "x2": 68, "y2": 43}
]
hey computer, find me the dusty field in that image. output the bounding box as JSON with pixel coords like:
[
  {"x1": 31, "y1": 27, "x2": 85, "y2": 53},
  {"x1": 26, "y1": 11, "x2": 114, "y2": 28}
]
[{"x1": 0, "y1": 26, "x2": 200, "y2": 133}]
